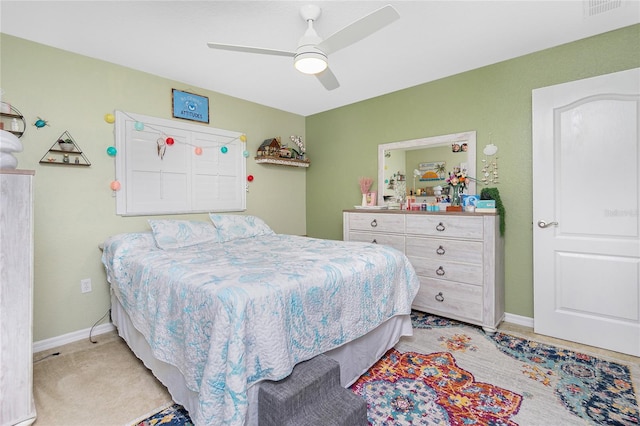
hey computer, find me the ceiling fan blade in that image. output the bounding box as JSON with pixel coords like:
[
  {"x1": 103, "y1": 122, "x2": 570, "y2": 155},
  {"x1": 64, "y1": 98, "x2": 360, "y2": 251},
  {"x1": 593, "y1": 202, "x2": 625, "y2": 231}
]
[
  {"x1": 317, "y1": 5, "x2": 400, "y2": 55},
  {"x1": 207, "y1": 42, "x2": 294, "y2": 58},
  {"x1": 316, "y1": 67, "x2": 340, "y2": 91}
]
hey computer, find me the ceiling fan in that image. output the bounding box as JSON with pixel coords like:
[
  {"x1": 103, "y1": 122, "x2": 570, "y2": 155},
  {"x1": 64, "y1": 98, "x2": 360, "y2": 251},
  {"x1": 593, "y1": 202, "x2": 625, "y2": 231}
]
[{"x1": 207, "y1": 4, "x2": 400, "y2": 91}]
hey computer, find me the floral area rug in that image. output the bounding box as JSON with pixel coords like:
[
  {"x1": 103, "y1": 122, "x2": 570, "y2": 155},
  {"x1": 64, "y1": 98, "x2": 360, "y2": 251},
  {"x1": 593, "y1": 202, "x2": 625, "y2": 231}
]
[
  {"x1": 352, "y1": 311, "x2": 638, "y2": 425},
  {"x1": 132, "y1": 312, "x2": 639, "y2": 425},
  {"x1": 350, "y1": 349, "x2": 522, "y2": 425},
  {"x1": 132, "y1": 403, "x2": 193, "y2": 426}
]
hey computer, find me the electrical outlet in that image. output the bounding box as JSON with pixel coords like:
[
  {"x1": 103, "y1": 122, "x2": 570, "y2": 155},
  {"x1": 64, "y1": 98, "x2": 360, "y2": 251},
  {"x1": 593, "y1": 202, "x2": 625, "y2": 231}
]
[{"x1": 81, "y1": 278, "x2": 92, "y2": 293}]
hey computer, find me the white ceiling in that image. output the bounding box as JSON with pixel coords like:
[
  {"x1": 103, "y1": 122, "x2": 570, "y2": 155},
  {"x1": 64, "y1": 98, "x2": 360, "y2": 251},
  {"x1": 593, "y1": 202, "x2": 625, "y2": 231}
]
[{"x1": 1, "y1": 1, "x2": 638, "y2": 116}]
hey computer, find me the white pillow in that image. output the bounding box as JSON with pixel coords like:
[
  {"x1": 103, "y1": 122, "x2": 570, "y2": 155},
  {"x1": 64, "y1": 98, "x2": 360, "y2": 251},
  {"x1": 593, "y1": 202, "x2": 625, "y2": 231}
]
[
  {"x1": 208, "y1": 214, "x2": 274, "y2": 241},
  {"x1": 148, "y1": 219, "x2": 221, "y2": 249}
]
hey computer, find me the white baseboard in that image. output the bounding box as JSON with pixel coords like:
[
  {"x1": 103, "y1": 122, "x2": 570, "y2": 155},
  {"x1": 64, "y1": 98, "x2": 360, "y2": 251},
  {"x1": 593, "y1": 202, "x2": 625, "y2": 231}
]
[
  {"x1": 504, "y1": 312, "x2": 534, "y2": 328},
  {"x1": 33, "y1": 322, "x2": 116, "y2": 353}
]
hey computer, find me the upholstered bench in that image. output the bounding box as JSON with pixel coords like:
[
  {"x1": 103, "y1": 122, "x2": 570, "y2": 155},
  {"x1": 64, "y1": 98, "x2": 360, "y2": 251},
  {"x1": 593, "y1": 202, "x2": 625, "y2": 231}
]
[{"x1": 258, "y1": 355, "x2": 368, "y2": 426}]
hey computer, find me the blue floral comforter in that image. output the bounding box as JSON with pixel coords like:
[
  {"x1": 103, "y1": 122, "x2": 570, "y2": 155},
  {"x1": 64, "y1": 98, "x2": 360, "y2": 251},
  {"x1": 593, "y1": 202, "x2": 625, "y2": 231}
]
[{"x1": 101, "y1": 232, "x2": 419, "y2": 425}]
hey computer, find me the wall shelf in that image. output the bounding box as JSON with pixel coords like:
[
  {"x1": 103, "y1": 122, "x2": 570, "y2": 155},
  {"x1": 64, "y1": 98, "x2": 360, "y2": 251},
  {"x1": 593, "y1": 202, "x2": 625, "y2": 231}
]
[
  {"x1": 39, "y1": 130, "x2": 91, "y2": 166},
  {"x1": 0, "y1": 107, "x2": 26, "y2": 138},
  {"x1": 254, "y1": 156, "x2": 310, "y2": 168}
]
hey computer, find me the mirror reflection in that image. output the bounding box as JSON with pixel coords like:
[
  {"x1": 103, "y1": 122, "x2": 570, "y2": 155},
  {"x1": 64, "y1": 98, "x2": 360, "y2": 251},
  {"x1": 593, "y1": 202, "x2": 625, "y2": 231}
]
[{"x1": 377, "y1": 131, "x2": 476, "y2": 207}]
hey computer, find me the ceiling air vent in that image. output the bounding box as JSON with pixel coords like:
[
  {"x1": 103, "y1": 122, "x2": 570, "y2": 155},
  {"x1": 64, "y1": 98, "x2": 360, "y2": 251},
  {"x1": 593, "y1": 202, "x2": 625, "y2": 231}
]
[{"x1": 583, "y1": 0, "x2": 623, "y2": 17}]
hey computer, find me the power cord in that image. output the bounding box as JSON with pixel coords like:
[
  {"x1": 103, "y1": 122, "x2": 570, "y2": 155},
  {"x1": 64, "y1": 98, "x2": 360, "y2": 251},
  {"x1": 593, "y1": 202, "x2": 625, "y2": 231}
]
[
  {"x1": 34, "y1": 352, "x2": 60, "y2": 363},
  {"x1": 89, "y1": 308, "x2": 112, "y2": 344}
]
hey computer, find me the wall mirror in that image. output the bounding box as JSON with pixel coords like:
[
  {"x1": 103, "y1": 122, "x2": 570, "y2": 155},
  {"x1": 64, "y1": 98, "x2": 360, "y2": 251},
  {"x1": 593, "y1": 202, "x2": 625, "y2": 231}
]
[{"x1": 378, "y1": 131, "x2": 476, "y2": 205}]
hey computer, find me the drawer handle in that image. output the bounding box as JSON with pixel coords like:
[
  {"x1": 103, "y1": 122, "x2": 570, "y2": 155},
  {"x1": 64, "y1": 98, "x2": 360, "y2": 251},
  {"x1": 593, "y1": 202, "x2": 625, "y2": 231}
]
[
  {"x1": 436, "y1": 245, "x2": 445, "y2": 255},
  {"x1": 436, "y1": 222, "x2": 445, "y2": 232},
  {"x1": 371, "y1": 239, "x2": 378, "y2": 244},
  {"x1": 436, "y1": 266, "x2": 445, "y2": 276},
  {"x1": 435, "y1": 292, "x2": 444, "y2": 302},
  {"x1": 370, "y1": 219, "x2": 378, "y2": 228}
]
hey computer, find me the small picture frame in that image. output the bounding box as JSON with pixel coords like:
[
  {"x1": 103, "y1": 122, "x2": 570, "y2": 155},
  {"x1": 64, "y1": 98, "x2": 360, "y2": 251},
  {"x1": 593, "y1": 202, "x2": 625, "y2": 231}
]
[{"x1": 172, "y1": 89, "x2": 209, "y2": 123}]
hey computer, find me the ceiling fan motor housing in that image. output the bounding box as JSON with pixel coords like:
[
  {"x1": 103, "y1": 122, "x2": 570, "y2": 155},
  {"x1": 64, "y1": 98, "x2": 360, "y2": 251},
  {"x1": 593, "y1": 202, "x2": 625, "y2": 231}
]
[{"x1": 295, "y1": 6, "x2": 328, "y2": 74}]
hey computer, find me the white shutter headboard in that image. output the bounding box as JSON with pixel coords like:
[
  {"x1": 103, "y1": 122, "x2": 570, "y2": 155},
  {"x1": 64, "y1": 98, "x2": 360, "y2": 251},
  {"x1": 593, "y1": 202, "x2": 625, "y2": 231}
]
[{"x1": 114, "y1": 111, "x2": 246, "y2": 216}]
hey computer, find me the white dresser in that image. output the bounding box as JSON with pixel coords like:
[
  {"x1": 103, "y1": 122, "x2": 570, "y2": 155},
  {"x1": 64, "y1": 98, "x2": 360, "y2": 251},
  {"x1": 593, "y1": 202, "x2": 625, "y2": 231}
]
[
  {"x1": 343, "y1": 210, "x2": 504, "y2": 332},
  {"x1": 0, "y1": 170, "x2": 36, "y2": 426}
]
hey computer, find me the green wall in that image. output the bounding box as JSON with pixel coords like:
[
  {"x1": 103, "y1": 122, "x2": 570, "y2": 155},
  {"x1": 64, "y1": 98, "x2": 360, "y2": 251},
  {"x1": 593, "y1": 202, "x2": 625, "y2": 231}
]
[
  {"x1": 1, "y1": 34, "x2": 305, "y2": 341},
  {"x1": 305, "y1": 24, "x2": 640, "y2": 318}
]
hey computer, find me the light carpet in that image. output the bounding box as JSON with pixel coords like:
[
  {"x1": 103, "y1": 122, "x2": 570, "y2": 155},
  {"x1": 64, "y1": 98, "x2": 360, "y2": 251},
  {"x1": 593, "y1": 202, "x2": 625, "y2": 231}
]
[
  {"x1": 134, "y1": 312, "x2": 639, "y2": 425},
  {"x1": 33, "y1": 334, "x2": 172, "y2": 426}
]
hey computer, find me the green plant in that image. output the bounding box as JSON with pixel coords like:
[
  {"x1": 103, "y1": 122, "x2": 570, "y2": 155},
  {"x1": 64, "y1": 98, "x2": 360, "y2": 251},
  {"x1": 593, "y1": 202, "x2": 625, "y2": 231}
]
[{"x1": 480, "y1": 187, "x2": 505, "y2": 236}]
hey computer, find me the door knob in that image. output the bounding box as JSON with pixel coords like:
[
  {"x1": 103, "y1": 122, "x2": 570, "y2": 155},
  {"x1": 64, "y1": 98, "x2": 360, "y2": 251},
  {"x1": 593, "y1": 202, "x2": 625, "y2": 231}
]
[{"x1": 537, "y1": 220, "x2": 558, "y2": 228}]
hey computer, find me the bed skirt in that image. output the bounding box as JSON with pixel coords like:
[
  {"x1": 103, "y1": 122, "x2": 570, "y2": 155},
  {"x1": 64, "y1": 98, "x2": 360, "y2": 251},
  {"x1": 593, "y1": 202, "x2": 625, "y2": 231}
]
[{"x1": 110, "y1": 293, "x2": 412, "y2": 425}]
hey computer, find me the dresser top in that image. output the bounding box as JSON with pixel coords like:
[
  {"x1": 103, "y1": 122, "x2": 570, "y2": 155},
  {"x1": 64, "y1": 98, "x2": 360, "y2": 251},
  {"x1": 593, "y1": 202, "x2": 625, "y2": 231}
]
[
  {"x1": 0, "y1": 169, "x2": 35, "y2": 176},
  {"x1": 343, "y1": 209, "x2": 496, "y2": 216}
]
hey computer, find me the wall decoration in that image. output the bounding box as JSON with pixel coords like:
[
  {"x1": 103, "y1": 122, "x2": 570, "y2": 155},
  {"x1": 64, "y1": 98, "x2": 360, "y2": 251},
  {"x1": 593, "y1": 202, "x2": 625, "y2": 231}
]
[
  {"x1": 172, "y1": 89, "x2": 209, "y2": 123},
  {"x1": 114, "y1": 110, "x2": 246, "y2": 215},
  {"x1": 0, "y1": 104, "x2": 26, "y2": 138},
  {"x1": 418, "y1": 161, "x2": 446, "y2": 181},
  {"x1": 39, "y1": 130, "x2": 91, "y2": 166},
  {"x1": 33, "y1": 117, "x2": 49, "y2": 128},
  {"x1": 482, "y1": 143, "x2": 499, "y2": 184},
  {"x1": 255, "y1": 136, "x2": 311, "y2": 167}
]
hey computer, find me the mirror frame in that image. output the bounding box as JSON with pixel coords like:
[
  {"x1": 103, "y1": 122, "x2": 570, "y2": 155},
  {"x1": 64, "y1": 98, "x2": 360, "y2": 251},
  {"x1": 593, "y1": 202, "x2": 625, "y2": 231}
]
[{"x1": 378, "y1": 130, "x2": 476, "y2": 205}]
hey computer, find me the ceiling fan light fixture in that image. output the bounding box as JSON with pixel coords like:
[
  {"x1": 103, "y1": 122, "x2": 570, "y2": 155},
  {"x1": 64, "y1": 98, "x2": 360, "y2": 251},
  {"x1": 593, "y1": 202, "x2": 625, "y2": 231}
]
[{"x1": 294, "y1": 51, "x2": 327, "y2": 75}]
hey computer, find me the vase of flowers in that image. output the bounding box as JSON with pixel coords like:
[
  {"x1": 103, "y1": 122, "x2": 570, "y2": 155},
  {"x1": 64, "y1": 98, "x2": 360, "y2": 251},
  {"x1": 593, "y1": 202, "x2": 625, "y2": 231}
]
[
  {"x1": 359, "y1": 177, "x2": 373, "y2": 206},
  {"x1": 446, "y1": 168, "x2": 468, "y2": 208}
]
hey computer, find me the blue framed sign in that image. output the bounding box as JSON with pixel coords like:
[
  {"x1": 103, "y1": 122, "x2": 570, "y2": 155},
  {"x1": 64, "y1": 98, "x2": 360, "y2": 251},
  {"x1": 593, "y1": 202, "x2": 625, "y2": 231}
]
[{"x1": 172, "y1": 89, "x2": 209, "y2": 123}]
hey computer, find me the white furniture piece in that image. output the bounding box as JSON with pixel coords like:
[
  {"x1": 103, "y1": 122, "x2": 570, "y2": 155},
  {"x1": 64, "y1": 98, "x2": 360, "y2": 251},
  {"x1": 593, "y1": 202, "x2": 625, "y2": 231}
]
[
  {"x1": 0, "y1": 169, "x2": 36, "y2": 426},
  {"x1": 344, "y1": 210, "x2": 504, "y2": 332}
]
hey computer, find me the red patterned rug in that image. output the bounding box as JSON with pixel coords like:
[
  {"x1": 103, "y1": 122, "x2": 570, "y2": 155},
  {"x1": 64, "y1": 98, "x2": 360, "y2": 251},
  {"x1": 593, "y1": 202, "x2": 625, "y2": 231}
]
[{"x1": 350, "y1": 349, "x2": 522, "y2": 425}]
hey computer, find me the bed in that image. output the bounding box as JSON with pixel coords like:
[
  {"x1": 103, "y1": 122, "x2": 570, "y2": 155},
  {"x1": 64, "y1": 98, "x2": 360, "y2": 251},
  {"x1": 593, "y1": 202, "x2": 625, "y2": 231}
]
[{"x1": 101, "y1": 215, "x2": 419, "y2": 425}]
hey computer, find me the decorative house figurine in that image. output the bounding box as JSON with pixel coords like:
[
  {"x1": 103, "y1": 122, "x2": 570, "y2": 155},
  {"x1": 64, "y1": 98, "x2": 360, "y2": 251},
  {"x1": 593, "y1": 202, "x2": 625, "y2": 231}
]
[
  {"x1": 257, "y1": 137, "x2": 281, "y2": 157},
  {"x1": 255, "y1": 135, "x2": 310, "y2": 168}
]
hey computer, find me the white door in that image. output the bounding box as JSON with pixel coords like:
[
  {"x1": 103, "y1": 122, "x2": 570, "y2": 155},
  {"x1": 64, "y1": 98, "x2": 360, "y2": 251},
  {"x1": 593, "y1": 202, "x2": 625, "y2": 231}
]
[{"x1": 532, "y1": 68, "x2": 640, "y2": 357}]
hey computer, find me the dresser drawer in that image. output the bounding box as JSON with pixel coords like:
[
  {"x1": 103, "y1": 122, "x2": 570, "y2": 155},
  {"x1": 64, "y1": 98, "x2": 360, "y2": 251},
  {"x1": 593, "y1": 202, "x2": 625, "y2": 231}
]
[
  {"x1": 413, "y1": 277, "x2": 482, "y2": 323},
  {"x1": 348, "y1": 231, "x2": 405, "y2": 253},
  {"x1": 347, "y1": 212, "x2": 406, "y2": 233},
  {"x1": 406, "y1": 236, "x2": 483, "y2": 264},
  {"x1": 407, "y1": 256, "x2": 483, "y2": 285},
  {"x1": 406, "y1": 215, "x2": 483, "y2": 239}
]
